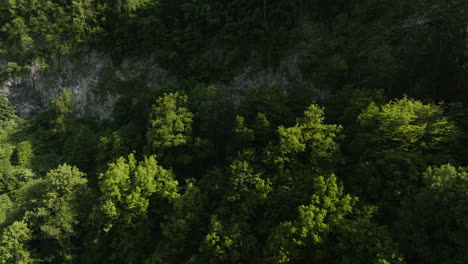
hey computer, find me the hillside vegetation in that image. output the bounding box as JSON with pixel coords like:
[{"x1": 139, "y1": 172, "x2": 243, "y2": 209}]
[{"x1": 0, "y1": 0, "x2": 467, "y2": 263}]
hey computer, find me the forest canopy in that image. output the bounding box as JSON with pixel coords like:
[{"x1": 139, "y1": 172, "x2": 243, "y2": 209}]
[{"x1": 0, "y1": 0, "x2": 467, "y2": 263}]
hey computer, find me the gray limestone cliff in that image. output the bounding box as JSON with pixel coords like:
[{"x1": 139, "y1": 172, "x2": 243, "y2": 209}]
[
  {"x1": 0, "y1": 50, "x2": 171, "y2": 121},
  {"x1": 0, "y1": 50, "x2": 319, "y2": 121}
]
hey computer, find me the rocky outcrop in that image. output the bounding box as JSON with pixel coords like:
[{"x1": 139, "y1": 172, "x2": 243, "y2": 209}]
[
  {"x1": 224, "y1": 54, "x2": 303, "y2": 103},
  {"x1": 224, "y1": 53, "x2": 328, "y2": 104},
  {"x1": 0, "y1": 50, "x2": 312, "y2": 121},
  {"x1": 1, "y1": 51, "x2": 117, "y2": 120},
  {"x1": 1, "y1": 74, "x2": 43, "y2": 119},
  {"x1": 0, "y1": 50, "x2": 172, "y2": 121}
]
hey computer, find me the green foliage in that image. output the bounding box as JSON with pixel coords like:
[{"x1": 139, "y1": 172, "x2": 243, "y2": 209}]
[
  {"x1": 395, "y1": 164, "x2": 468, "y2": 264},
  {"x1": 146, "y1": 92, "x2": 193, "y2": 154},
  {"x1": 64, "y1": 125, "x2": 98, "y2": 172},
  {"x1": 13, "y1": 141, "x2": 34, "y2": 168},
  {"x1": 189, "y1": 84, "x2": 234, "y2": 150},
  {"x1": 232, "y1": 115, "x2": 255, "y2": 148},
  {"x1": 90, "y1": 153, "x2": 179, "y2": 263},
  {"x1": 96, "y1": 153, "x2": 179, "y2": 232},
  {"x1": 96, "y1": 130, "x2": 132, "y2": 171},
  {"x1": 0, "y1": 119, "x2": 35, "y2": 195},
  {"x1": 0, "y1": 93, "x2": 15, "y2": 121},
  {"x1": 328, "y1": 217, "x2": 405, "y2": 264},
  {"x1": 0, "y1": 0, "x2": 466, "y2": 262},
  {"x1": 0, "y1": 194, "x2": 13, "y2": 226},
  {"x1": 0, "y1": 144, "x2": 17, "y2": 194},
  {"x1": 0, "y1": 221, "x2": 34, "y2": 264},
  {"x1": 264, "y1": 174, "x2": 355, "y2": 264},
  {"x1": 269, "y1": 104, "x2": 342, "y2": 170},
  {"x1": 150, "y1": 181, "x2": 206, "y2": 264},
  {"x1": 225, "y1": 159, "x2": 271, "y2": 206},
  {"x1": 0, "y1": 143, "x2": 34, "y2": 195},
  {"x1": 347, "y1": 97, "x2": 459, "y2": 206},
  {"x1": 327, "y1": 87, "x2": 387, "y2": 125},
  {"x1": 356, "y1": 97, "x2": 456, "y2": 153},
  {"x1": 239, "y1": 85, "x2": 294, "y2": 128},
  {"x1": 17, "y1": 164, "x2": 88, "y2": 262},
  {"x1": 28, "y1": 90, "x2": 100, "y2": 175},
  {"x1": 198, "y1": 215, "x2": 257, "y2": 264},
  {"x1": 446, "y1": 102, "x2": 468, "y2": 163},
  {"x1": 0, "y1": 0, "x2": 99, "y2": 63},
  {"x1": 114, "y1": 0, "x2": 149, "y2": 12}
]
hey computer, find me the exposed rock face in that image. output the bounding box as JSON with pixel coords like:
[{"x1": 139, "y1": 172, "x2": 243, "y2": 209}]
[
  {"x1": 117, "y1": 56, "x2": 171, "y2": 87},
  {"x1": 0, "y1": 50, "x2": 171, "y2": 121},
  {"x1": 1, "y1": 75, "x2": 43, "y2": 118},
  {"x1": 224, "y1": 54, "x2": 304, "y2": 104},
  {"x1": 224, "y1": 53, "x2": 328, "y2": 104},
  {"x1": 0, "y1": 50, "x2": 310, "y2": 121},
  {"x1": 0, "y1": 50, "x2": 116, "y2": 120},
  {"x1": 40, "y1": 51, "x2": 116, "y2": 121}
]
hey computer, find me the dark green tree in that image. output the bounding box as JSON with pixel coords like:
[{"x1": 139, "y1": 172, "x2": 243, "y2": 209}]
[
  {"x1": 264, "y1": 174, "x2": 355, "y2": 264},
  {"x1": 395, "y1": 164, "x2": 468, "y2": 264},
  {"x1": 348, "y1": 97, "x2": 459, "y2": 209},
  {"x1": 13, "y1": 164, "x2": 88, "y2": 263}
]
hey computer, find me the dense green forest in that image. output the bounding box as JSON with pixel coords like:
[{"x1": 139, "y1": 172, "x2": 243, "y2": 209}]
[{"x1": 0, "y1": 0, "x2": 467, "y2": 263}]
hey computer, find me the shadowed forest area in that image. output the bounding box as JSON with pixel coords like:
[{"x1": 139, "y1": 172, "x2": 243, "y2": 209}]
[{"x1": 0, "y1": 0, "x2": 467, "y2": 263}]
